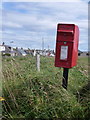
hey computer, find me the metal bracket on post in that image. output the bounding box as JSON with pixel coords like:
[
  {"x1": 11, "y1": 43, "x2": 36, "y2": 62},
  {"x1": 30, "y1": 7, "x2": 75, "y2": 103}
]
[{"x1": 62, "y1": 68, "x2": 69, "y2": 89}]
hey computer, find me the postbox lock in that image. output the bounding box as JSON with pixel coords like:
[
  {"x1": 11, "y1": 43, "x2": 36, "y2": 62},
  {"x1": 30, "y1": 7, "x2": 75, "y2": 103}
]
[{"x1": 64, "y1": 42, "x2": 67, "y2": 44}]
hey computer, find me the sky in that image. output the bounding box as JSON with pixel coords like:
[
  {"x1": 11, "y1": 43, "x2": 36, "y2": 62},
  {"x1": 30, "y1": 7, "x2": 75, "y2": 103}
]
[{"x1": 1, "y1": 0, "x2": 88, "y2": 51}]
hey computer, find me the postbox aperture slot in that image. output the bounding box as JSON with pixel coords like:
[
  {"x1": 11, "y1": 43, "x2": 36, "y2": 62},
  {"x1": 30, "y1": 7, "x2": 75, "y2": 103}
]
[
  {"x1": 58, "y1": 31, "x2": 74, "y2": 36},
  {"x1": 60, "y1": 46, "x2": 68, "y2": 60},
  {"x1": 57, "y1": 30, "x2": 74, "y2": 34}
]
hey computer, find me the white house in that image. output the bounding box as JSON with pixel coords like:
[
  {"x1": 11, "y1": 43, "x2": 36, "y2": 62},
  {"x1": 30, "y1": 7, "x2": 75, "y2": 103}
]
[
  {"x1": 0, "y1": 45, "x2": 5, "y2": 52},
  {"x1": 0, "y1": 44, "x2": 17, "y2": 56}
]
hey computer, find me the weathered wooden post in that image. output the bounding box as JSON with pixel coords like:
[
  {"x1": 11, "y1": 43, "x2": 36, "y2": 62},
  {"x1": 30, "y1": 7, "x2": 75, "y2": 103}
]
[{"x1": 36, "y1": 54, "x2": 40, "y2": 72}]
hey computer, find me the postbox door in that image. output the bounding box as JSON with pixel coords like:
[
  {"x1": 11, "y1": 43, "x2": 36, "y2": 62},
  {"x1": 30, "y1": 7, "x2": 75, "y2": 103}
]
[{"x1": 55, "y1": 42, "x2": 73, "y2": 68}]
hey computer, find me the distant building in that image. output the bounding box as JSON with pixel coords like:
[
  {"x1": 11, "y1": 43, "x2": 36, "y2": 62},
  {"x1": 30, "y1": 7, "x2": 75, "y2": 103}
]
[
  {"x1": 0, "y1": 44, "x2": 17, "y2": 56},
  {"x1": 0, "y1": 45, "x2": 5, "y2": 52},
  {"x1": 78, "y1": 50, "x2": 89, "y2": 56},
  {"x1": 33, "y1": 50, "x2": 36, "y2": 56},
  {"x1": 16, "y1": 48, "x2": 27, "y2": 56}
]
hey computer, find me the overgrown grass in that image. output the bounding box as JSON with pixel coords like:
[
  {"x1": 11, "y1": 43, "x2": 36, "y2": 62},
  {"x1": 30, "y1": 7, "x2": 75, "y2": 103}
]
[{"x1": 2, "y1": 55, "x2": 89, "y2": 119}]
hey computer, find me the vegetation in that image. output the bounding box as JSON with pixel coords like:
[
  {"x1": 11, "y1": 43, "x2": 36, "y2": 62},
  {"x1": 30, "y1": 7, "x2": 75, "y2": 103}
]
[
  {"x1": 2, "y1": 55, "x2": 89, "y2": 119},
  {"x1": 2, "y1": 53, "x2": 11, "y2": 56}
]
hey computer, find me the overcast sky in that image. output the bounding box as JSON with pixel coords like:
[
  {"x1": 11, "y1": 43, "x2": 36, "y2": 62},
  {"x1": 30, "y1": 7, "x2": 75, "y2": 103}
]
[{"x1": 1, "y1": 0, "x2": 88, "y2": 51}]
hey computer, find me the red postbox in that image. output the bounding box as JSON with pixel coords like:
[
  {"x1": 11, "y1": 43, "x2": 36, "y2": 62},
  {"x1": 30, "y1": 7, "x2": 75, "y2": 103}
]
[{"x1": 55, "y1": 23, "x2": 79, "y2": 68}]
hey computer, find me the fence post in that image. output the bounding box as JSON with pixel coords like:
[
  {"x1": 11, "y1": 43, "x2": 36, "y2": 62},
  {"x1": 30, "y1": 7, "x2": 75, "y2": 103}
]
[{"x1": 36, "y1": 54, "x2": 40, "y2": 72}]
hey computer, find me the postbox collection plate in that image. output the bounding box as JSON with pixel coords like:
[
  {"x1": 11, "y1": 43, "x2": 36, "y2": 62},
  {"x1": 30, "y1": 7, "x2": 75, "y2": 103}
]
[{"x1": 60, "y1": 46, "x2": 68, "y2": 60}]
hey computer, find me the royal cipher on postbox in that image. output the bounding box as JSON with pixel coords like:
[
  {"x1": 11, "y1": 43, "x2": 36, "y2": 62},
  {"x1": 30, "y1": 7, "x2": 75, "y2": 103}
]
[{"x1": 55, "y1": 23, "x2": 79, "y2": 68}]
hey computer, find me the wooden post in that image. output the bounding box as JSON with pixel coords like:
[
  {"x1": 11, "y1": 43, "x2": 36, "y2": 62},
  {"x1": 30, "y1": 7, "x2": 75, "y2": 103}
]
[
  {"x1": 36, "y1": 54, "x2": 40, "y2": 72},
  {"x1": 62, "y1": 68, "x2": 69, "y2": 89}
]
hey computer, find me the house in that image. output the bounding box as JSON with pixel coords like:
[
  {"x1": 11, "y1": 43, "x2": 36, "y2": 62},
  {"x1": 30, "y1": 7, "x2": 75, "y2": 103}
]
[
  {"x1": 0, "y1": 44, "x2": 17, "y2": 56},
  {"x1": 33, "y1": 50, "x2": 36, "y2": 56},
  {"x1": 24, "y1": 48, "x2": 31, "y2": 54},
  {"x1": 16, "y1": 48, "x2": 27, "y2": 56},
  {"x1": 0, "y1": 45, "x2": 5, "y2": 52}
]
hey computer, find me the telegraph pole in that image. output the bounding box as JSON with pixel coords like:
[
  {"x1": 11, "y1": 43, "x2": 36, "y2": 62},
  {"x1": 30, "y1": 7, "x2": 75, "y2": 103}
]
[
  {"x1": 48, "y1": 45, "x2": 49, "y2": 51},
  {"x1": 42, "y1": 37, "x2": 44, "y2": 50}
]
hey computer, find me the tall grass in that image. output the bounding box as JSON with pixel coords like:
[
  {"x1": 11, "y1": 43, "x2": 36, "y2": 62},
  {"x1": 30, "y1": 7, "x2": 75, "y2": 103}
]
[{"x1": 2, "y1": 56, "x2": 89, "y2": 119}]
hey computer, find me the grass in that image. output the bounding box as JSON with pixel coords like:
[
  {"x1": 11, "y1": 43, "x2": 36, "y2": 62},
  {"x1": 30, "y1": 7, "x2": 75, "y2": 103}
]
[{"x1": 2, "y1": 55, "x2": 89, "y2": 119}]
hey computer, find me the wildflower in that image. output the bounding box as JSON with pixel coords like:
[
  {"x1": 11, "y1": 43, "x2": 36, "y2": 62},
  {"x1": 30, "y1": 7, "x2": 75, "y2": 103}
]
[{"x1": 0, "y1": 97, "x2": 5, "y2": 101}]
